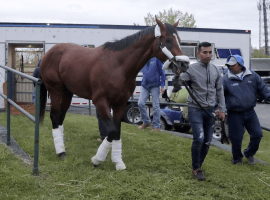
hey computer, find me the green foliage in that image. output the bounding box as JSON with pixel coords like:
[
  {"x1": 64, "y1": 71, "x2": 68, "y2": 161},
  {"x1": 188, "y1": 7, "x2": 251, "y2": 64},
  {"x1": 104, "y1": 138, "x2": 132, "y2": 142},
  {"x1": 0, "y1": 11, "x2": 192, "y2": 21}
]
[
  {"x1": 0, "y1": 112, "x2": 270, "y2": 199},
  {"x1": 251, "y1": 46, "x2": 270, "y2": 58},
  {"x1": 242, "y1": 129, "x2": 270, "y2": 164},
  {"x1": 144, "y1": 8, "x2": 196, "y2": 27}
]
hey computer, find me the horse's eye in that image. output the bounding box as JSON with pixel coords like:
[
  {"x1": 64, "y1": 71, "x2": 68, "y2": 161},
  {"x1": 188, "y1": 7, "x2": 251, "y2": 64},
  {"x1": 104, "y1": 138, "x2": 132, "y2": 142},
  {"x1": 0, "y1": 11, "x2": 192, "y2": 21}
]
[
  {"x1": 165, "y1": 38, "x2": 172, "y2": 44},
  {"x1": 165, "y1": 38, "x2": 173, "y2": 49}
]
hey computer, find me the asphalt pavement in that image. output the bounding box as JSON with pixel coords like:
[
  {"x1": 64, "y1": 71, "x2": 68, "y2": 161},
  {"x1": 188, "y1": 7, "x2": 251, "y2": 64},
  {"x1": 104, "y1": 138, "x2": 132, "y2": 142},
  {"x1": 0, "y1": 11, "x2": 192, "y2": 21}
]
[{"x1": 254, "y1": 102, "x2": 270, "y2": 130}]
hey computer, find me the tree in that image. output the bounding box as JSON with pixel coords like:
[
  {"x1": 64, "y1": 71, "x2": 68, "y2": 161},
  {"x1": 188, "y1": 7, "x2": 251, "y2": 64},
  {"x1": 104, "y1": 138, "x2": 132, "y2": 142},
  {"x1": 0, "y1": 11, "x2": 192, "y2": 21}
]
[
  {"x1": 251, "y1": 46, "x2": 270, "y2": 58},
  {"x1": 143, "y1": 8, "x2": 196, "y2": 27}
]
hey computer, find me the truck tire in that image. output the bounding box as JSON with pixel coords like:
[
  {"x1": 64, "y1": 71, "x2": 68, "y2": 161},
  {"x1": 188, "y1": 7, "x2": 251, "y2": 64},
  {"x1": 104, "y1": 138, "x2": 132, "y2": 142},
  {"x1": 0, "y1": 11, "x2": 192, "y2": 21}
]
[{"x1": 123, "y1": 103, "x2": 142, "y2": 125}]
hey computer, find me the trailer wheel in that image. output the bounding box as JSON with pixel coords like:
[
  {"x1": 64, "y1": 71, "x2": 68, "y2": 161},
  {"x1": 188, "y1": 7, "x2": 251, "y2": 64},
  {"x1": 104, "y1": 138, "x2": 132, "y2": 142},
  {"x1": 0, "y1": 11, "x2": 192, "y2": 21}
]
[
  {"x1": 174, "y1": 125, "x2": 191, "y2": 133},
  {"x1": 123, "y1": 103, "x2": 142, "y2": 125}
]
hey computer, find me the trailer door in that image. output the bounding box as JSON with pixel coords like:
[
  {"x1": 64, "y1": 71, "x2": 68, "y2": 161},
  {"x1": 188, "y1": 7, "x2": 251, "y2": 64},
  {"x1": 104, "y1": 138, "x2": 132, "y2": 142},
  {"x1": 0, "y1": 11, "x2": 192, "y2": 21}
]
[{"x1": 5, "y1": 41, "x2": 44, "y2": 103}]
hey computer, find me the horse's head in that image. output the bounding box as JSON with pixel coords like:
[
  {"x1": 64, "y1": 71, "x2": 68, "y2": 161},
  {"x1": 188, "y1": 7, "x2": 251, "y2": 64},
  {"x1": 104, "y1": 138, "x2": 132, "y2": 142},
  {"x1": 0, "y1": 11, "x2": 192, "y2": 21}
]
[{"x1": 154, "y1": 17, "x2": 190, "y2": 75}]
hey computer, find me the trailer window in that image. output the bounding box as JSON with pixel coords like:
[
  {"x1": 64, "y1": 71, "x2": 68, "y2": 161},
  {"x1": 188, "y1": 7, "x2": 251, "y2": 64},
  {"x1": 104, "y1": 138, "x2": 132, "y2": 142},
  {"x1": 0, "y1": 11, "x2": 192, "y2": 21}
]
[
  {"x1": 216, "y1": 49, "x2": 231, "y2": 58},
  {"x1": 180, "y1": 42, "x2": 198, "y2": 58},
  {"x1": 216, "y1": 48, "x2": 242, "y2": 58},
  {"x1": 181, "y1": 46, "x2": 196, "y2": 58},
  {"x1": 230, "y1": 49, "x2": 242, "y2": 56}
]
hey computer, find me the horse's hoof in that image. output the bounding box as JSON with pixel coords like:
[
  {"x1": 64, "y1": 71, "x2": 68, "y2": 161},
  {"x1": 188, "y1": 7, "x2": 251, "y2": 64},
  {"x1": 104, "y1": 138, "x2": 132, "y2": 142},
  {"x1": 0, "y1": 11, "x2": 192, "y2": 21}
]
[
  {"x1": 91, "y1": 155, "x2": 100, "y2": 166},
  {"x1": 58, "y1": 152, "x2": 66, "y2": 159},
  {"x1": 115, "y1": 162, "x2": 126, "y2": 171}
]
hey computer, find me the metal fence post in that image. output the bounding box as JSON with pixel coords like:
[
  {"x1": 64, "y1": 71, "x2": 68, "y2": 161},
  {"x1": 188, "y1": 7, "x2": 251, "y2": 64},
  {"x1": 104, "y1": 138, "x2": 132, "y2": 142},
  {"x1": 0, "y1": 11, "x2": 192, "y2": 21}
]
[
  {"x1": 6, "y1": 71, "x2": 11, "y2": 146},
  {"x1": 0, "y1": 64, "x2": 43, "y2": 176},
  {"x1": 131, "y1": 94, "x2": 134, "y2": 123},
  {"x1": 33, "y1": 80, "x2": 42, "y2": 176},
  {"x1": 89, "y1": 100, "x2": 91, "y2": 116}
]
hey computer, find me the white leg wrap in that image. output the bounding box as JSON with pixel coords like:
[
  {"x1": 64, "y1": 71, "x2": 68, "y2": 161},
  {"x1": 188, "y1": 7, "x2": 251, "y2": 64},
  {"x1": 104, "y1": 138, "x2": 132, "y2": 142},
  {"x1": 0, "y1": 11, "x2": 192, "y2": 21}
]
[
  {"x1": 52, "y1": 128, "x2": 65, "y2": 154},
  {"x1": 111, "y1": 139, "x2": 126, "y2": 170},
  {"x1": 91, "y1": 137, "x2": 112, "y2": 165},
  {"x1": 59, "y1": 125, "x2": 64, "y2": 136}
]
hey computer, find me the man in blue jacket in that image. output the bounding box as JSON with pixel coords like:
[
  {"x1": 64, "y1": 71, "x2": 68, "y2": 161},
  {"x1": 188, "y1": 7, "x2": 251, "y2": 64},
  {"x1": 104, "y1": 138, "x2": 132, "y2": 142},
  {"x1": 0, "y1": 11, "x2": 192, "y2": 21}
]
[
  {"x1": 138, "y1": 57, "x2": 165, "y2": 131},
  {"x1": 32, "y1": 59, "x2": 42, "y2": 103},
  {"x1": 223, "y1": 55, "x2": 270, "y2": 165}
]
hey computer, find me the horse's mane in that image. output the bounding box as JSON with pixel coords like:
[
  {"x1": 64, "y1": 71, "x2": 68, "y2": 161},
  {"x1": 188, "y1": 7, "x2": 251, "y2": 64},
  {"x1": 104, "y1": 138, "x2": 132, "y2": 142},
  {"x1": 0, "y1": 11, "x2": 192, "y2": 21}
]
[{"x1": 103, "y1": 23, "x2": 177, "y2": 51}]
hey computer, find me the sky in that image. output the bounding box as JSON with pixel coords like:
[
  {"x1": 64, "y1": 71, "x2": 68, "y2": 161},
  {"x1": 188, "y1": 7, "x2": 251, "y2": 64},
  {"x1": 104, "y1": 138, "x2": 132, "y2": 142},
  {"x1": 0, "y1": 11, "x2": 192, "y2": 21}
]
[{"x1": 0, "y1": 0, "x2": 261, "y2": 48}]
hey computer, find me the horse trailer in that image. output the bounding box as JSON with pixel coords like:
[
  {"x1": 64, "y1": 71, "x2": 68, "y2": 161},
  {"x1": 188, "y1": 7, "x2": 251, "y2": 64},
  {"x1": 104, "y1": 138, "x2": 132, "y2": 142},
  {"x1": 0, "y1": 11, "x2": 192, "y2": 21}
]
[{"x1": 0, "y1": 22, "x2": 251, "y2": 110}]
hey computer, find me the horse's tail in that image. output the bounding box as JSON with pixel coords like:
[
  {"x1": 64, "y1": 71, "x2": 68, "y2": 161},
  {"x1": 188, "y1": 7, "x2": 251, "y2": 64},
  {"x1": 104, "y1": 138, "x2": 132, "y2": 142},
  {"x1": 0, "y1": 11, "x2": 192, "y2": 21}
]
[{"x1": 39, "y1": 81, "x2": 47, "y2": 122}]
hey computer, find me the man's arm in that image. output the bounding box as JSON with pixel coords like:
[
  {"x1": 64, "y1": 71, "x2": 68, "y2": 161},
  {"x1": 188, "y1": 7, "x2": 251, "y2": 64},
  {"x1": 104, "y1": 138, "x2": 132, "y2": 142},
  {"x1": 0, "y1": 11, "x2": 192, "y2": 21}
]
[{"x1": 157, "y1": 59, "x2": 166, "y2": 88}]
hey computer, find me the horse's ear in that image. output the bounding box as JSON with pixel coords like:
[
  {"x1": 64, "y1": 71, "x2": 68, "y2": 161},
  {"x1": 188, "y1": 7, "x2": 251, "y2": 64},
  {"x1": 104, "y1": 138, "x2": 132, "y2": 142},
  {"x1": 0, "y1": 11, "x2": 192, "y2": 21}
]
[
  {"x1": 173, "y1": 20, "x2": 179, "y2": 27},
  {"x1": 155, "y1": 16, "x2": 165, "y2": 31}
]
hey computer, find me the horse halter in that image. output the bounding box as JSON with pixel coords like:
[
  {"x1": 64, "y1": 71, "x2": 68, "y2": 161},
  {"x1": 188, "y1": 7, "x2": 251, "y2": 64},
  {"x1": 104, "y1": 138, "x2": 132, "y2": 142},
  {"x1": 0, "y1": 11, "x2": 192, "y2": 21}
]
[{"x1": 154, "y1": 25, "x2": 190, "y2": 71}]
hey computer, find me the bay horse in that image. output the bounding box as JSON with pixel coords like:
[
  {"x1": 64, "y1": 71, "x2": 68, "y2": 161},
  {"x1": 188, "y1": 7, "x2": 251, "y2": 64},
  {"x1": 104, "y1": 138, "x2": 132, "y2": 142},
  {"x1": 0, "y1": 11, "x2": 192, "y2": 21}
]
[{"x1": 39, "y1": 17, "x2": 190, "y2": 170}]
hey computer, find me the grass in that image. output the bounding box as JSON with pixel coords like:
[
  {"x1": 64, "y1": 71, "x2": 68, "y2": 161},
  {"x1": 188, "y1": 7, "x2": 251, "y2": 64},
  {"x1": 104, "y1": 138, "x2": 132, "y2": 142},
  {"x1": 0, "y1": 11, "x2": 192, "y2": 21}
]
[
  {"x1": 242, "y1": 129, "x2": 270, "y2": 164},
  {"x1": 0, "y1": 112, "x2": 270, "y2": 199}
]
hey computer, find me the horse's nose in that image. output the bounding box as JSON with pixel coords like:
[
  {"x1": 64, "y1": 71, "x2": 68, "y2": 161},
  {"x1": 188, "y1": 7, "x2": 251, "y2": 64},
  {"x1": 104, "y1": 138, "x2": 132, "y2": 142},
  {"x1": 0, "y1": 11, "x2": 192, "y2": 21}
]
[
  {"x1": 179, "y1": 61, "x2": 189, "y2": 73},
  {"x1": 175, "y1": 55, "x2": 189, "y2": 72}
]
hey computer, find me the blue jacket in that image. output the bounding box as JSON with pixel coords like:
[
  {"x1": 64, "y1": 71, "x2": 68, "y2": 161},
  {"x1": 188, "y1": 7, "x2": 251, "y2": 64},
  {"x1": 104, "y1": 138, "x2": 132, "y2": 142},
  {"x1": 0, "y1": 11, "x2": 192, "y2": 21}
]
[
  {"x1": 33, "y1": 59, "x2": 42, "y2": 86},
  {"x1": 222, "y1": 55, "x2": 269, "y2": 112},
  {"x1": 141, "y1": 57, "x2": 165, "y2": 88}
]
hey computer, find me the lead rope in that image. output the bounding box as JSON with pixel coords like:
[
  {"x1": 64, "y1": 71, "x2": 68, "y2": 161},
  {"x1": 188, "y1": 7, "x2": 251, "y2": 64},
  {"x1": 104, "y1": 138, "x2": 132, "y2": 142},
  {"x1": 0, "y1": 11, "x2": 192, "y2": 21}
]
[
  {"x1": 180, "y1": 77, "x2": 215, "y2": 119},
  {"x1": 180, "y1": 77, "x2": 230, "y2": 144}
]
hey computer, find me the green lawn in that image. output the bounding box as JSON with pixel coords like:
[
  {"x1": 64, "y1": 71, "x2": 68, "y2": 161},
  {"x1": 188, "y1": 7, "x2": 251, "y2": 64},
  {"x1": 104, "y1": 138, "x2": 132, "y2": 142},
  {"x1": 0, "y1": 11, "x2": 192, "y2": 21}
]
[
  {"x1": 0, "y1": 112, "x2": 270, "y2": 200},
  {"x1": 242, "y1": 129, "x2": 270, "y2": 164}
]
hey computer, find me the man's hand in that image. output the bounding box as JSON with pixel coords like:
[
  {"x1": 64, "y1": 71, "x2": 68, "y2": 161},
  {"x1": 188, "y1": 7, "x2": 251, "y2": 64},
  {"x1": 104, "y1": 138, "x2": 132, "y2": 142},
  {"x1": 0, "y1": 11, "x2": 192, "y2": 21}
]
[
  {"x1": 215, "y1": 109, "x2": 225, "y2": 121},
  {"x1": 161, "y1": 87, "x2": 165, "y2": 94}
]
